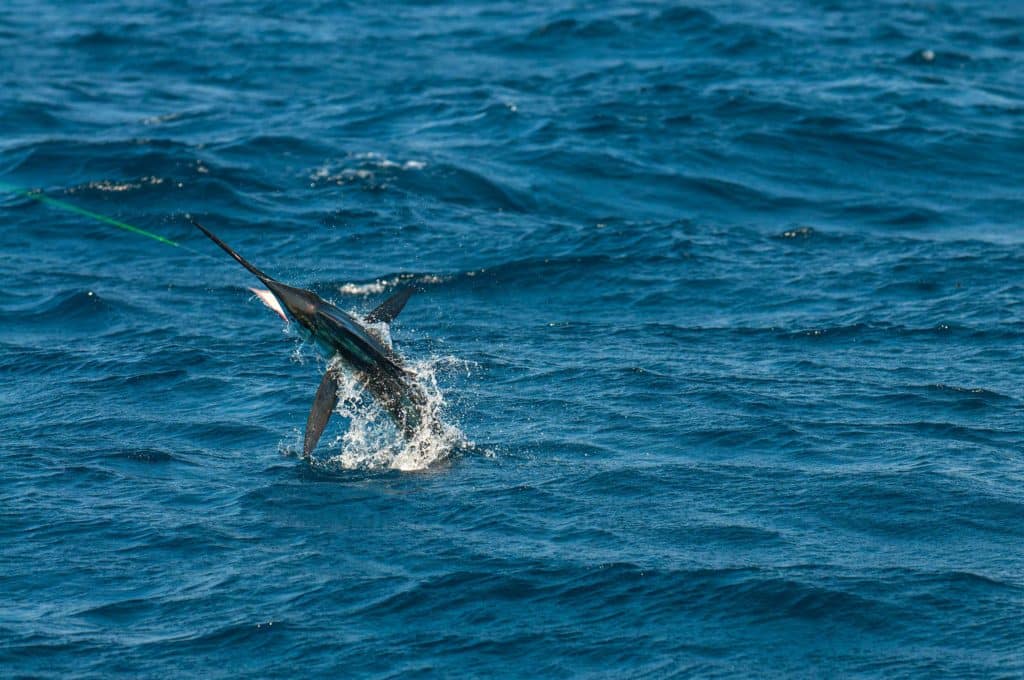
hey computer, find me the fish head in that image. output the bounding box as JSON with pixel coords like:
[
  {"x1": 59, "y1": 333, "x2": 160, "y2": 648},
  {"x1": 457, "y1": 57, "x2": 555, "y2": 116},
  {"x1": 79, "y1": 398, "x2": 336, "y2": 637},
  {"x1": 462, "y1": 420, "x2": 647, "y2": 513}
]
[{"x1": 262, "y1": 279, "x2": 321, "y2": 332}]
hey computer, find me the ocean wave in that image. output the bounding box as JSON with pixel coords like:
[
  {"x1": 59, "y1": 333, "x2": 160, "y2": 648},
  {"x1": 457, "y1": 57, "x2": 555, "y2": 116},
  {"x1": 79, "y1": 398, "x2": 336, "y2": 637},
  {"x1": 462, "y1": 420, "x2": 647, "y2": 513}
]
[{"x1": 3, "y1": 0, "x2": 1023, "y2": 675}]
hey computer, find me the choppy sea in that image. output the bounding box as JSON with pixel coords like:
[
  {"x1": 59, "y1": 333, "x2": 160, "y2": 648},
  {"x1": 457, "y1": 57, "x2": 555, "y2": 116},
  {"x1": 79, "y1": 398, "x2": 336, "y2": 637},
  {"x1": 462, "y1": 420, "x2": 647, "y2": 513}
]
[{"x1": 2, "y1": 1, "x2": 1023, "y2": 677}]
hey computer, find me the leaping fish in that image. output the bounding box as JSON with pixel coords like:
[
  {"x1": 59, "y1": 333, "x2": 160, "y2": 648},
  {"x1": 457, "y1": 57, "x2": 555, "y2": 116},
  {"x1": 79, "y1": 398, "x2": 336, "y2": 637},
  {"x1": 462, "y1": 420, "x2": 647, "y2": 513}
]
[{"x1": 191, "y1": 219, "x2": 428, "y2": 458}]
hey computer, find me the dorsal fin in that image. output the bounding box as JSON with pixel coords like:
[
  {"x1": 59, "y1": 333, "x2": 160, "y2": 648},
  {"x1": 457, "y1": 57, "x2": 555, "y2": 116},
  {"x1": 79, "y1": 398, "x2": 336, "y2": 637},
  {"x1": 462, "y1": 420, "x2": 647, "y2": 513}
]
[{"x1": 365, "y1": 287, "x2": 414, "y2": 325}]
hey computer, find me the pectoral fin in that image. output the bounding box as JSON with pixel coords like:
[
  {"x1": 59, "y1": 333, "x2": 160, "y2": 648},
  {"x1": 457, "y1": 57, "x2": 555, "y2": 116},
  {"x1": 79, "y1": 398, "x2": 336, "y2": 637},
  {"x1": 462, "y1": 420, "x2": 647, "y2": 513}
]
[
  {"x1": 304, "y1": 369, "x2": 340, "y2": 458},
  {"x1": 249, "y1": 287, "x2": 288, "y2": 323},
  {"x1": 365, "y1": 287, "x2": 414, "y2": 324}
]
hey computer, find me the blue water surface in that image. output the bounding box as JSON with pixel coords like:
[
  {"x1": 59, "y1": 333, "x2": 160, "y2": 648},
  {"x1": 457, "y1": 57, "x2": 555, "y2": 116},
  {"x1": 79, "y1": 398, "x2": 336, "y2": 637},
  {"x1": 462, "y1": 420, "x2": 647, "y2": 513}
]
[{"x1": 2, "y1": 1, "x2": 1023, "y2": 677}]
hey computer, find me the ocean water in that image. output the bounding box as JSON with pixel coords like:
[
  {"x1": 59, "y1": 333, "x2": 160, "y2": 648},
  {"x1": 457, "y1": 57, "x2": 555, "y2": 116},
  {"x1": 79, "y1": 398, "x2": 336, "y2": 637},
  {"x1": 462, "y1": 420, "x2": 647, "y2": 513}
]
[{"x1": 2, "y1": 0, "x2": 1023, "y2": 676}]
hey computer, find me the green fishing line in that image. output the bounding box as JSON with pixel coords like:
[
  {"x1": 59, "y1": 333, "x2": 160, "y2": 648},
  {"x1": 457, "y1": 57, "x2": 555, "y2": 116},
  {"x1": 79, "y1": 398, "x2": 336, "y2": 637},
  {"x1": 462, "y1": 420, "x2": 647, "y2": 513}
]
[{"x1": 0, "y1": 180, "x2": 179, "y2": 247}]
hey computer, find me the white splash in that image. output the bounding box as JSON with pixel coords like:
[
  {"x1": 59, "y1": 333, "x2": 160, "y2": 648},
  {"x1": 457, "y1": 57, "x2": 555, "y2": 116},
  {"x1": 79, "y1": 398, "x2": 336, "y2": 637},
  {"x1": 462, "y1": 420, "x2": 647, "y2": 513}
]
[
  {"x1": 316, "y1": 355, "x2": 468, "y2": 472},
  {"x1": 362, "y1": 320, "x2": 394, "y2": 350}
]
